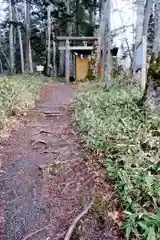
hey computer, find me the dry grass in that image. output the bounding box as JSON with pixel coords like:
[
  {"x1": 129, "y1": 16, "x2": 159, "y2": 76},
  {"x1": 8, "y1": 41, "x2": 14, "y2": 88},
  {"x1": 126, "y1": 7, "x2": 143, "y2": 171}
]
[{"x1": 0, "y1": 74, "x2": 45, "y2": 131}]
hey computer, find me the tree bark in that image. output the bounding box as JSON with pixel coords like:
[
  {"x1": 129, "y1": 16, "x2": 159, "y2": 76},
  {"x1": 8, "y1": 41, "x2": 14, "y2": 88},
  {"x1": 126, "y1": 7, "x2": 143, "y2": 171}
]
[
  {"x1": 105, "y1": 0, "x2": 112, "y2": 84},
  {"x1": 0, "y1": 58, "x2": 3, "y2": 74},
  {"x1": 9, "y1": 0, "x2": 14, "y2": 74},
  {"x1": 153, "y1": 0, "x2": 160, "y2": 53},
  {"x1": 67, "y1": 0, "x2": 72, "y2": 36},
  {"x1": 133, "y1": 0, "x2": 145, "y2": 80},
  {"x1": 143, "y1": 0, "x2": 153, "y2": 37},
  {"x1": 140, "y1": 0, "x2": 153, "y2": 90},
  {"x1": 29, "y1": 40, "x2": 33, "y2": 73},
  {"x1": 0, "y1": 40, "x2": 10, "y2": 70},
  {"x1": 24, "y1": 0, "x2": 30, "y2": 73},
  {"x1": 95, "y1": 0, "x2": 108, "y2": 74},
  {"x1": 76, "y1": 0, "x2": 80, "y2": 36},
  {"x1": 52, "y1": 34, "x2": 57, "y2": 77},
  {"x1": 144, "y1": 0, "x2": 160, "y2": 108},
  {"x1": 14, "y1": 4, "x2": 25, "y2": 73},
  {"x1": 46, "y1": 4, "x2": 51, "y2": 76}
]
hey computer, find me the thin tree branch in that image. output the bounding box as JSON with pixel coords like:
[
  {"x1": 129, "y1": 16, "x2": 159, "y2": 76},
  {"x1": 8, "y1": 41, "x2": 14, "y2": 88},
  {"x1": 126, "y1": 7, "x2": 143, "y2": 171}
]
[
  {"x1": 114, "y1": 0, "x2": 132, "y2": 63},
  {"x1": 64, "y1": 199, "x2": 94, "y2": 240},
  {"x1": 22, "y1": 224, "x2": 51, "y2": 240}
]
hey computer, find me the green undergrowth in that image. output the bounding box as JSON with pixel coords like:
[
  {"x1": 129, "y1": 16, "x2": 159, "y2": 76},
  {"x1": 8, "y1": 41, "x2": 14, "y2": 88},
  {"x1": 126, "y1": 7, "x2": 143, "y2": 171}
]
[
  {"x1": 0, "y1": 74, "x2": 45, "y2": 131},
  {"x1": 74, "y1": 80, "x2": 160, "y2": 240}
]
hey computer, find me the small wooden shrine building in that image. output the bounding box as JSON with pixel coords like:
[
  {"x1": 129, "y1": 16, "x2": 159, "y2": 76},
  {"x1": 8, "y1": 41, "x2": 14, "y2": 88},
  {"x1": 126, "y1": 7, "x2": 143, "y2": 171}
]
[
  {"x1": 56, "y1": 36, "x2": 100, "y2": 82},
  {"x1": 56, "y1": 36, "x2": 118, "y2": 82}
]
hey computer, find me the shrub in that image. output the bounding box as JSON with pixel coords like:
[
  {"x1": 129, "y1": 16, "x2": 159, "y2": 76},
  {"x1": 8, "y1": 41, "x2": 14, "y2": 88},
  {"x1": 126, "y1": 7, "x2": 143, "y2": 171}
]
[
  {"x1": 74, "y1": 80, "x2": 160, "y2": 240},
  {"x1": 0, "y1": 74, "x2": 44, "y2": 130}
]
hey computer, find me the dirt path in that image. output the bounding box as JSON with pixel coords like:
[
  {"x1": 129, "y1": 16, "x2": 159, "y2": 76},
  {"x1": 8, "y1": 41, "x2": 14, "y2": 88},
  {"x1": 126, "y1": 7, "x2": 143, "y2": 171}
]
[{"x1": 0, "y1": 83, "x2": 119, "y2": 240}]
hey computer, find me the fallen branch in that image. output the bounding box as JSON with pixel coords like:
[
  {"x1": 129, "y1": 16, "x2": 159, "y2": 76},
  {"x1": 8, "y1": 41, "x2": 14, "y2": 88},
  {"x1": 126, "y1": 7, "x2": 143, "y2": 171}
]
[
  {"x1": 64, "y1": 198, "x2": 94, "y2": 240},
  {"x1": 22, "y1": 224, "x2": 50, "y2": 240},
  {"x1": 22, "y1": 199, "x2": 94, "y2": 240}
]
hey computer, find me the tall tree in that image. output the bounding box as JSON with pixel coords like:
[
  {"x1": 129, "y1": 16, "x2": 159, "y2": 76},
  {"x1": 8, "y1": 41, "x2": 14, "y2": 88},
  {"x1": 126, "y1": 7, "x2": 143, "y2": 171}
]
[
  {"x1": 95, "y1": 0, "x2": 108, "y2": 74},
  {"x1": 105, "y1": 0, "x2": 112, "y2": 84},
  {"x1": 143, "y1": 0, "x2": 160, "y2": 107},
  {"x1": 46, "y1": 4, "x2": 51, "y2": 76},
  {"x1": 9, "y1": 0, "x2": 14, "y2": 74},
  {"x1": 140, "y1": 0, "x2": 153, "y2": 89},
  {"x1": 133, "y1": 0, "x2": 145, "y2": 79},
  {"x1": 14, "y1": 4, "x2": 24, "y2": 73},
  {"x1": 147, "y1": 13, "x2": 155, "y2": 55},
  {"x1": 24, "y1": 0, "x2": 32, "y2": 72},
  {"x1": 76, "y1": 0, "x2": 80, "y2": 35}
]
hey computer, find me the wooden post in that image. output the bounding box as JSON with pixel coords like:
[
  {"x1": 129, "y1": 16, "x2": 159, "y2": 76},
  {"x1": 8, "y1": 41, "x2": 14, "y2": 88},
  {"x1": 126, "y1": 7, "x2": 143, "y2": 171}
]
[
  {"x1": 65, "y1": 39, "x2": 70, "y2": 83},
  {"x1": 59, "y1": 40, "x2": 65, "y2": 76},
  {"x1": 73, "y1": 54, "x2": 76, "y2": 79},
  {"x1": 141, "y1": 35, "x2": 147, "y2": 90}
]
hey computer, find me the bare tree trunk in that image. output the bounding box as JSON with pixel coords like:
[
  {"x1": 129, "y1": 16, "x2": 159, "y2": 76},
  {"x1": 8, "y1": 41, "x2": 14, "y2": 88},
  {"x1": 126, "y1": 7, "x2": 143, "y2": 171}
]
[
  {"x1": 24, "y1": 0, "x2": 30, "y2": 72},
  {"x1": 93, "y1": 0, "x2": 97, "y2": 25},
  {"x1": 0, "y1": 58, "x2": 3, "y2": 74},
  {"x1": 76, "y1": 0, "x2": 80, "y2": 36},
  {"x1": 9, "y1": 0, "x2": 14, "y2": 74},
  {"x1": 46, "y1": 4, "x2": 51, "y2": 76},
  {"x1": 29, "y1": 40, "x2": 33, "y2": 73},
  {"x1": 0, "y1": 40, "x2": 10, "y2": 70},
  {"x1": 95, "y1": 0, "x2": 108, "y2": 73},
  {"x1": 140, "y1": 0, "x2": 153, "y2": 90},
  {"x1": 135, "y1": 0, "x2": 145, "y2": 45},
  {"x1": 153, "y1": 0, "x2": 160, "y2": 53},
  {"x1": 67, "y1": 0, "x2": 72, "y2": 36},
  {"x1": 14, "y1": 5, "x2": 24, "y2": 73},
  {"x1": 52, "y1": 34, "x2": 57, "y2": 77},
  {"x1": 143, "y1": 0, "x2": 153, "y2": 37},
  {"x1": 105, "y1": 0, "x2": 112, "y2": 84},
  {"x1": 144, "y1": 0, "x2": 160, "y2": 108},
  {"x1": 133, "y1": 0, "x2": 145, "y2": 80}
]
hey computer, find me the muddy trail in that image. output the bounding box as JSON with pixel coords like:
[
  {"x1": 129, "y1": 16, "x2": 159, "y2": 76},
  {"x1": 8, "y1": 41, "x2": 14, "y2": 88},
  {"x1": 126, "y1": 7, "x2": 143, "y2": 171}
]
[{"x1": 0, "y1": 83, "x2": 120, "y2": 240}]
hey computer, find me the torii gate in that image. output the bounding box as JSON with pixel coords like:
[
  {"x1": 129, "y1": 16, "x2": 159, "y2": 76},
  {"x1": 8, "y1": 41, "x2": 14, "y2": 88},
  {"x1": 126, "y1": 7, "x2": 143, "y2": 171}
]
[{"x1": 56, "y1": 36, "x2": 99, "y2": 83}]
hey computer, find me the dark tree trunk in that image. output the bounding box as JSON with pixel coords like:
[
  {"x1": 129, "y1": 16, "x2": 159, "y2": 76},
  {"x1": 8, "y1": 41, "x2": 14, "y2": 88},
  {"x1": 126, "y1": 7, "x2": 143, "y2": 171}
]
[
  {"x1": 76, "y1": 0, "x2": 80, "y2": 36},
  {"x1": 143, "y1": 53, "x2": 160, "y2": 108}
]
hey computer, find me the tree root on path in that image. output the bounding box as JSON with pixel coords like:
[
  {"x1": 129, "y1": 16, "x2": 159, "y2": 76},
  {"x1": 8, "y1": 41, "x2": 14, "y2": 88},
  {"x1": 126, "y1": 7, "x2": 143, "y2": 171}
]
[{"x1": 64, "y1": 198, "x2": 94, "y2": 240}]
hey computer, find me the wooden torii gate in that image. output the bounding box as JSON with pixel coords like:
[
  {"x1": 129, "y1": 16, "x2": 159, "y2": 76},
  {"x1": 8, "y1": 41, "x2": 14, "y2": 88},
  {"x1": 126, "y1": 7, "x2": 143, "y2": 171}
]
[{"x1": 56, "y1": 36, "x2": 99, "y2": 83}]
